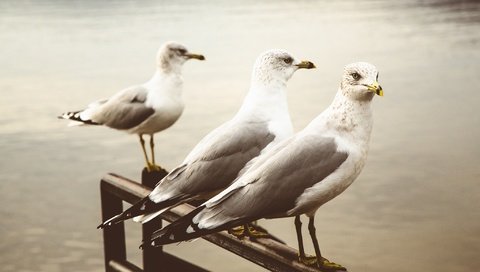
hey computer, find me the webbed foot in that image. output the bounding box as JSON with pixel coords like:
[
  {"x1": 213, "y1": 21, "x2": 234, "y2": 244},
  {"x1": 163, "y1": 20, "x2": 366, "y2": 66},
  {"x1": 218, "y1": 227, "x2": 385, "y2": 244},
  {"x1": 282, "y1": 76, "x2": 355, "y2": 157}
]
[
  {"x1": 299, "y1": 254, "x2": 346, "y2": 271},
  {"x1": 228, "y1": 224, "x2": 270, "y2": 239}
]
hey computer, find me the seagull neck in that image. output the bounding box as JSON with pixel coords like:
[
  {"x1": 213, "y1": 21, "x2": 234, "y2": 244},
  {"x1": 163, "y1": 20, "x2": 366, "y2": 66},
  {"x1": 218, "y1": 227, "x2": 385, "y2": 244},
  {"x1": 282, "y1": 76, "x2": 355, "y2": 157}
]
[
  {"x1": 316, "y1": 89, "x2": 373, "y2": 142},
  {"x1": 155, "y1": 66, "x2": 183, "y2": 78},
  {"x1": 250, "y1": 73, "x2": 288, "y2": 91},
  {"x1": 236, "y1": 82, "x2": 290, "y2": 122},
  {"x1": 147, "y1": 70, "x2": 183, "y2": 90},
  {"x1": 143, "y1": 70, "x2": 184, "y2": 107}
]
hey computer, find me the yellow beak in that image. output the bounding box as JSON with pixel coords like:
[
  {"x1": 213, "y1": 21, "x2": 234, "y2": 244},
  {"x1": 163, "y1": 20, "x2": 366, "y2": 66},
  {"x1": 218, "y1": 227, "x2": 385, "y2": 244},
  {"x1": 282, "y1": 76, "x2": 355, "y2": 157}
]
[
  {"x1": 295, "y1": 60, "x2": 316, "y2": 69},
  {"x1": 366, "y1": 81, "x2": 384, "y2": 96},
  {"x1": 184, "y1": 53, "x2": 205, "y2": 60}
]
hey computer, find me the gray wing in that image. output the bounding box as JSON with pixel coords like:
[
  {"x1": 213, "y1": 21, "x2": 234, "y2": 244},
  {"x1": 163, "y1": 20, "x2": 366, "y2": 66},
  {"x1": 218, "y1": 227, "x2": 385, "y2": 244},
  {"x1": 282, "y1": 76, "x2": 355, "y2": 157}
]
[
  {"x1": 149, "y1": 120, "x2": 275, "y2": 203},
  {"x1": 196, "y1": 135, "x2": 348, "y2": 225},
  {"x1": 92, "y1": 86, "x2": 154, "y2": 130}
]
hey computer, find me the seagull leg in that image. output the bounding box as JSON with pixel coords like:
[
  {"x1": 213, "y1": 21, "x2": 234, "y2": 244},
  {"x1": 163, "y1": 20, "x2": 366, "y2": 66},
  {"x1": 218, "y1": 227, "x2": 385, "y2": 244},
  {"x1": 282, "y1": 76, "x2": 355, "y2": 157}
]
[
  {"x1": 139, "y1": 135, "x2": 153, "y2": 171},
  {"x1": 149, "y1": 134, "x2": 160, "y2": 171},
  {"x1": 308, "y1": 215, "x2": 346, "y2": 271},
  {"x1": 295, "y1": 216, "x2": 317, "y2": 266}
]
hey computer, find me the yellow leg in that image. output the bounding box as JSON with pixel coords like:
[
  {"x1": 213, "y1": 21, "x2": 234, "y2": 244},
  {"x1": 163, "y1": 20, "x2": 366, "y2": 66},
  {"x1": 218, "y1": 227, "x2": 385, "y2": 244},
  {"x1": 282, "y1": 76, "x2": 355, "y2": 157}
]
[
  {"x1": 150, "y1": 134, "x2": 155, "y2": 166},
  {"x1": 139, "y1": 135, "x2": 153, "y2": 171},
  {"x1": 149, "y1": 134, "x2": 160, "y2": 171}
]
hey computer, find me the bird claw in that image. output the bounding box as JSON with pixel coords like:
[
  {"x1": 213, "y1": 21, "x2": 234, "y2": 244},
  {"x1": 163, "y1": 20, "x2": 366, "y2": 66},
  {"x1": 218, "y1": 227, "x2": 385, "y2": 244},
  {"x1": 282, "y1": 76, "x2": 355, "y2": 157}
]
[
  {"x1": 228, "y1": 224, "x2": 271, "y2": 240},
  {"x1": 298, "y1": 254, "x2": 318, "y2": 266},
  {"x1": 298, "y1": 255, "x2": 346, "y2": 271},
  {"x1": 246, "y1": 225, "x2": 271, "y2": 239},
  {"x1": 318, "y1": 257, "x2": 347, "y2": 271},
  {"x1": 228, "y1": 226, "x2": 246, "y2": 238}
]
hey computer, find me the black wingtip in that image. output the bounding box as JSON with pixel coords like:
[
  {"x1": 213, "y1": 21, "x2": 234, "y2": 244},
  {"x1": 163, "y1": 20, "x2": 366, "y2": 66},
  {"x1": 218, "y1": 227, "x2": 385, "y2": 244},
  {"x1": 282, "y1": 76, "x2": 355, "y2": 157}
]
[
  {"x1": 97, "y1": 214, "x2": 124, "y2": 229},
  {"x1": 58, "y1": 110, "x2": 102, "y2": 125},
  {"x1": 97, "y1": 196, "x2": 178, "y2": 230},
  {"x1": 138, "y1": 240, "x2": 156, "y2": 249},
  {"x1": 97, "y1": 198, "x2": 153, "y2": 230},
  {"x1": 97, "y1": 223, "x2": 109, "y2": 229},
  {"x1": 147, "y1": 206, "x2": 210, "y2": 246}
]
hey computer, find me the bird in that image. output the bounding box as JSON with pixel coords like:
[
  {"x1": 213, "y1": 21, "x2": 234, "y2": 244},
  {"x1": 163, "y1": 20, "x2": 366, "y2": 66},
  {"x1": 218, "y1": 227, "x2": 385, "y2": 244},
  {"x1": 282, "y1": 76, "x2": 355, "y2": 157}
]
[
  {"x1": 97, "y1": 49, "x2": 316, "y2": 229},
  {"x1": 59, "y1": 41, "x2": 205, "y2": 172},
  {"x1": 147, "y1": 62, "x2": 383, "y2": 271}
]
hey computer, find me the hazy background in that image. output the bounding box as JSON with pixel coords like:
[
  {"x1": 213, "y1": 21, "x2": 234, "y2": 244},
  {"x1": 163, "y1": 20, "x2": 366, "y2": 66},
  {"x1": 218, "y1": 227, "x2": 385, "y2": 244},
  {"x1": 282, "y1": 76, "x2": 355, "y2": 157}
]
[{"x1": 1, "y1": 0, "x2": 479, "y2": 271}]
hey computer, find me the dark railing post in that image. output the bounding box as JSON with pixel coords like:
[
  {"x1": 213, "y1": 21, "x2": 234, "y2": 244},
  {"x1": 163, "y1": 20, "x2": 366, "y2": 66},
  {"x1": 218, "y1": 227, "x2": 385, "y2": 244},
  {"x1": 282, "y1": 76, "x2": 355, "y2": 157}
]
[
  {"x1": 141, "y1": 168, "x2": 168, "y2": 272},
  {"x1": 100, "y1": 181, "x2": 127, "y2": 272}
]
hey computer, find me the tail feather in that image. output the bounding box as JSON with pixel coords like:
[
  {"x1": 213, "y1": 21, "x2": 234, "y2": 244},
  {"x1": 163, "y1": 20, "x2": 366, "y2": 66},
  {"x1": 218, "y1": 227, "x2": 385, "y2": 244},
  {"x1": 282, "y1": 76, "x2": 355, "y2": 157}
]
[
  {"x1": 146, "y1": 206, "x2": 248, "y2": 247},
  {"x1": 133, "y1": 207, "x2": 170, "y2": 224},
  {"x1": 147, "y1": 206, "x2": 209, "y2": 247},
  {"x1": 147, "y1": 204, "x2": 260, "y2": 248},
  {"x1": 98, "y1": 196, "x2": 182, "y2": 229},
  {"x1": 58, "y1": 110, "x2": 101, "y2": 126}
]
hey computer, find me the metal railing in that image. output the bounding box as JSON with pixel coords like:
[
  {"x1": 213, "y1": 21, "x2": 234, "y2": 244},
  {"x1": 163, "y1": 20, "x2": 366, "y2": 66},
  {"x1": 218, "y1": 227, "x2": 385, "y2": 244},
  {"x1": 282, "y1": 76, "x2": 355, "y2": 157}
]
[{"x1": 99, "y1": 172, "x2": 332, "y2": 272}]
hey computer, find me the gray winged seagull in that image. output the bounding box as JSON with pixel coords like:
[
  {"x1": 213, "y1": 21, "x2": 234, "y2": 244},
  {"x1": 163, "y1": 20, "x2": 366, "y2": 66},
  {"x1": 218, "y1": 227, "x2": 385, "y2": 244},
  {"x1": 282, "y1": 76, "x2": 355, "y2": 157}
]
[
  {"x1": 97, "y1": 49, "x2": 316, "y2": 228},
  {"x1": 148, "y1": 62, "x2": 383, "y2": 271},
  {"x1": 59, "y1": 41, "x2": 205, "y2": 172}
]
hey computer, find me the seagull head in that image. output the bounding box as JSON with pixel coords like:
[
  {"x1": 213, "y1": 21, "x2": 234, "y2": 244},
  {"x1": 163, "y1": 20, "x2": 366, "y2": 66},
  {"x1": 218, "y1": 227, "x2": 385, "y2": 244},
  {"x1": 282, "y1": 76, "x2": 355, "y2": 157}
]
[
  {"x1": 341, "y1": 62, "x2": 383, "y2": 101},
  {"x1": 251, "y1": 49, "x2": 315, "y2": 87},
  {"x1": 157, "y1": 41, "x2": 205, "y2": 72}
]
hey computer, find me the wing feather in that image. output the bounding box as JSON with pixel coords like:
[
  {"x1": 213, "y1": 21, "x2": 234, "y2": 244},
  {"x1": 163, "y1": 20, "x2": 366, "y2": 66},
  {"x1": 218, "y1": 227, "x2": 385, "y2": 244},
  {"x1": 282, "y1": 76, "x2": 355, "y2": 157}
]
[{"x1": 195, "y1": 135, "x2": 348, "y2": 228}]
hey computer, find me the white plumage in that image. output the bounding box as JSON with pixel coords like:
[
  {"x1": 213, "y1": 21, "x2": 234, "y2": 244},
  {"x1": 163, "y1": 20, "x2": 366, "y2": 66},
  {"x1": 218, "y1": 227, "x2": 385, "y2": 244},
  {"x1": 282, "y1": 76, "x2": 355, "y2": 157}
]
[
  {"x1": 59, "y1": 41, "x2": 205, "y2": 171},
  {"x1": 149, "y1": 62, "x2": 384, "y2": 271},
  {"x1": 97, "y1": 49, "x2": 316, "y2": 228}
]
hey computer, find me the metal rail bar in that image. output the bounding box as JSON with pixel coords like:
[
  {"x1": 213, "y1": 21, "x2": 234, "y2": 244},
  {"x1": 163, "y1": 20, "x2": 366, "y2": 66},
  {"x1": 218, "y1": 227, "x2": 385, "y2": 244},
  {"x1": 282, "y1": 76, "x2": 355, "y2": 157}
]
[
  {"x1": 100, "y1": 173, "x2": 337, "y2": 272},
  {"x1": 100, "y1": 172, "x2": 208, "y2": 272}
]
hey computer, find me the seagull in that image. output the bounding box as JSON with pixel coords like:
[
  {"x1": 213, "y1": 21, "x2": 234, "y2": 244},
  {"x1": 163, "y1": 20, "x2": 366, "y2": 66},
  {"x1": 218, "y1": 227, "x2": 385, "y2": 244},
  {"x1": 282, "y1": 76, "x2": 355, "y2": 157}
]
[
  {"x1": 59, "y1": 41, "x2": 205, "y2": 172},
  {"x1": 148, "y1": 62, "x2": 383, "y2": 271},
  {"x1": 97, "y1": 49, "x2": 316, "y2": 229}
]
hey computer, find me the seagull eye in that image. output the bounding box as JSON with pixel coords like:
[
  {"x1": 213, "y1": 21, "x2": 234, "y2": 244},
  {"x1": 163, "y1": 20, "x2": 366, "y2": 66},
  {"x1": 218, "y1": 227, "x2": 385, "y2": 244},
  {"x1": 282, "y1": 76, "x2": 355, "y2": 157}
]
[
  {"x1": 351, "y1": 72, "x2": 361, "y2": 80},
  {"x1": 376, "y1": 73, "x2": 379, "y2": 81},
  {"x1": 283, "y1": 57, "x2": 293, "y2": 64},
  {"x1": 177, "y1": 48, "x2": 187, "y2": 55}
]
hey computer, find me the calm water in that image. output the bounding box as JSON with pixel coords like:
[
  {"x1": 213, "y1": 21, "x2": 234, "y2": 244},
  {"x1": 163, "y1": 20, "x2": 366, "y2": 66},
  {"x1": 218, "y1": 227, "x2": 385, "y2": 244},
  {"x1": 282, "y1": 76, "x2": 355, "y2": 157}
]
[{"x1": 1, "y1": 1, "x2": 479, "y2": 271}]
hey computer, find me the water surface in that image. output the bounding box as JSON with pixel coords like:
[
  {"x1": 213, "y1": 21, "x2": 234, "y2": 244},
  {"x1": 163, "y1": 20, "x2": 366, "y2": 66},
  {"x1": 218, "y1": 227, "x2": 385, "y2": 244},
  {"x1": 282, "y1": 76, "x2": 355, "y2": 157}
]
[{"x1": 1, "y1": 1, "x2": 479, "y2": 271}]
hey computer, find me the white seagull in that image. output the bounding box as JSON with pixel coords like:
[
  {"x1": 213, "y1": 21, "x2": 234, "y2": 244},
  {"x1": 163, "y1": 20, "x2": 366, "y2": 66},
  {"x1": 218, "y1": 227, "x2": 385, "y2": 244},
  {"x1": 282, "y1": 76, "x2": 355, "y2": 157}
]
[
  {"x1": 97, "y1": 50, "x2": 316, "y2": 228},
  {"x1": 148, "y1": 62, "x2": 384, "y2": 271},
  {"x1": 59, "y1": 41, "x2": 205, "y2": 172}
]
